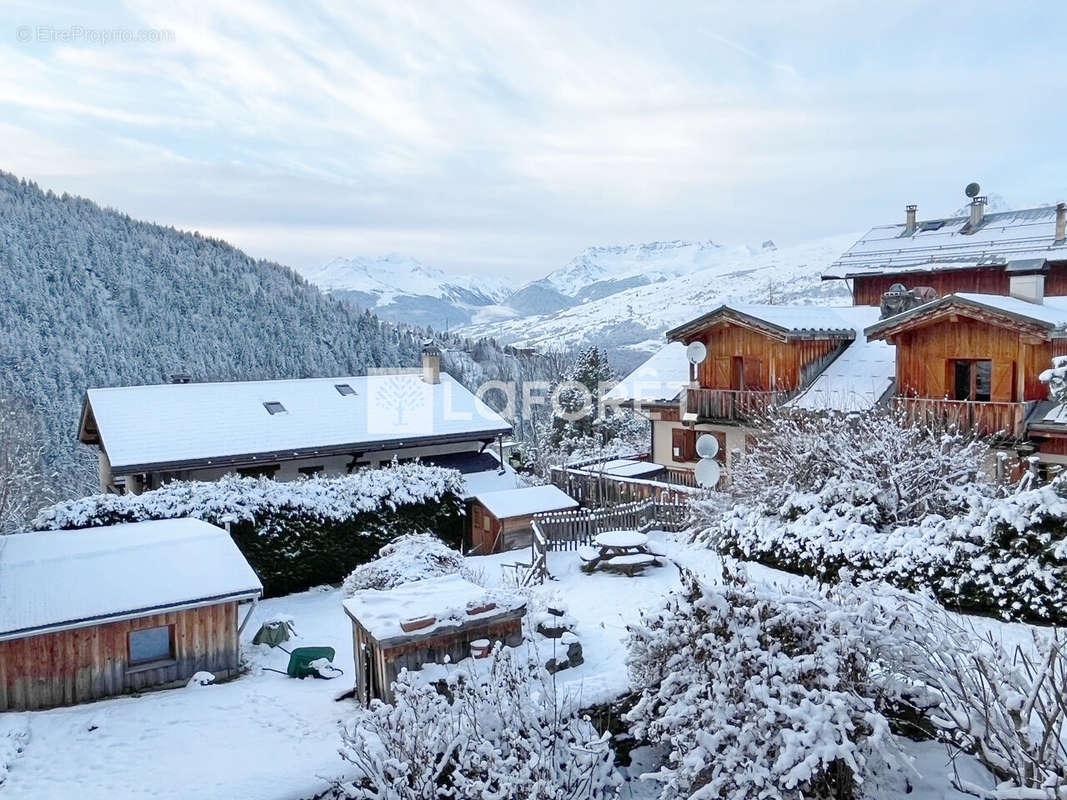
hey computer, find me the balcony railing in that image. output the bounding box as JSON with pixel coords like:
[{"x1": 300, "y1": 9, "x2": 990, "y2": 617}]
[
  {"x1": 683, "y1": 388, "x2": 793, "y2": 422},
  {"x1": 893, "y1": 397, "x2": 1036, "y2": 438}
]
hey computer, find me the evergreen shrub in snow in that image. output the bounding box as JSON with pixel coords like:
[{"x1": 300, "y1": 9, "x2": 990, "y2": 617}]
[
  {"x1": 33, "y1": 463, "x2": 465, "y2": 596},
  {"x1": 626, "y1": 570, "x2": 910, "y2": 800},
  {"x1": 333, "y1": 648, "x2": 620, "y2": 800},
  {"x1": 341, "y1": 533, "x2": 473, "y2": 594},
  {"x1": 706, "y1": 410, "x2": 1067, "y2": 624}
]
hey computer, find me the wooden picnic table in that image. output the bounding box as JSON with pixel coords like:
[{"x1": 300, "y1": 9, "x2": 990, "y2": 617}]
[{"x1": 580, "y1": 530, "x2": 666, "y2": 575}]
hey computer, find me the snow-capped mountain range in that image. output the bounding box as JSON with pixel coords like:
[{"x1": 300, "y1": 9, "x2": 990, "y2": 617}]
[
  {"x1": 299, "y1": 254, "x2": 512, "y2": 329},
  {"x1": 300, "y1": 235, "x2": 854, "y2": 369}
]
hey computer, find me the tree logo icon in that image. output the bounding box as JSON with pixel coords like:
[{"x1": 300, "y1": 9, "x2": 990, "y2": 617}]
[{"x1": 369, "y1": 374, "x2": 428, "y2": 433}]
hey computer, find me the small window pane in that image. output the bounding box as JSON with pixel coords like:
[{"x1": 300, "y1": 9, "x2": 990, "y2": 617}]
[
  {"x1": 129, "y1": 626, "x2": 173, "y2": 664},
  {"x1": 264, "y1": 401, "x2": 286, "y2": 415},
  {"x1": 334, "y1": 384, "x2": 356, "y2": 396},
  {"x1": 975, "y1": 360, "x2": 992, "y2": 402}
]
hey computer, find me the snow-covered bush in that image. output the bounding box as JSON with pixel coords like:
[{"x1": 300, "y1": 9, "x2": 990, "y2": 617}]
[
  {"x1": 626, "y1": 570, "x2": 911, "y2": 800},
  {"x1": 342, "y1": 533, "x2": 473, "y2": 595},
  {"x1": 333, "y1": 648, "x2": 620, "y2": 800},
  {"x1": 712, "y1": 475, "x2": 1067, "y2": 624},
  {"x1": 895, "y1": 597, "x2": 1067, "y2": 799},
  {"x1": 33, "y1": 463, "x2": 465, "y2": 596},
  {"x1": 723, "y1": 408, "x2": 992, "y2": 527},
  {"x1": 0, "y1": 398, "x2": 59, "y2": 533}
]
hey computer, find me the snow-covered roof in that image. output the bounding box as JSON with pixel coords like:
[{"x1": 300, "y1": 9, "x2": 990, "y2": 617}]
[
  {"x1": 474, "y1": 485, "x2": 578, "y2": 519},
  {"x1": 82, "y1": 373, "x2": 512, "y2": 474},
  {"x1": 0, "y1": 519, "x2": 262, "y2": 641},
  {"x1": 666, "y1": 302, "x2": 860, "y2": 342},
  {"x1": 865, "y1": 293, "x2": 1067, "y2": 339},
  {"x1": 788, "y1": 307, "x2": 895, "y2": 412},
  {"x1": 419, "y1": 451, "x2": 524, "y2": 498},
  {"x1": 604, "y1": 342, "x2": 690, "y2": 405},
  {"x1": 342, "y1": 575, "x2": 526, "y2": 644},
  {"x1": 824, "y1": 205, "x2": 1067, "y2": 279},
  {"x1": 590, "y1": 458, "x2": 666, "y2": 478}
]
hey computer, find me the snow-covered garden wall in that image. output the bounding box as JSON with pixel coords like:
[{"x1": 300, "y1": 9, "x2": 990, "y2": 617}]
[{"x1": 33, "y1": 463, "x2": 465, "y2": 596}]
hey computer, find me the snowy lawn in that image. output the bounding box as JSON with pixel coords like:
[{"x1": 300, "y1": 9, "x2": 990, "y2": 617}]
[{"x1": 1, "y1": 534, "x2": 1004, "y2": 799}]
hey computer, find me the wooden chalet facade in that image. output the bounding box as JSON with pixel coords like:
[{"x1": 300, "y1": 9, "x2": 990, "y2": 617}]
[
  {"x1": 0, "y1": 519, "x2": 262, "y2": 711},
  {"x1": 599, "y1": 194, "x2": 1067, "y2": 486}
]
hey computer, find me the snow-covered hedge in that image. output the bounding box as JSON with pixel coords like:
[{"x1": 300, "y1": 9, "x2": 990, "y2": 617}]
[
  {"x1": 711, "y1": 478, "x2": 1067, "y2": 624},
  {"x1": 341, "y1": 533, "x2": 473, "y2": 594},
  {"x1": 626, "y1": 570, "x2": 910, "y2": 800},
  {"x1": 333, "y1": 648, "x2": 620, "y2": 800},
  {"x1": 33, "y1": 463, "x2": 465, "y2": 596}
]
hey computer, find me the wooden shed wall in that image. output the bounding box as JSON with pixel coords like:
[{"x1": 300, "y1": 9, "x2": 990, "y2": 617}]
[
  {"x1": 470, "y1": 501, "x2": 502, "y2": 554},
  {"x1": 0, "y1": 602, "x2": 240, "y2": 711},
  {"x1": 892, "y1": 317, "x2": 1061, "y2": 401},
  {"x1": 692, "y1": 323, "x2": 840, "y2": 392}
]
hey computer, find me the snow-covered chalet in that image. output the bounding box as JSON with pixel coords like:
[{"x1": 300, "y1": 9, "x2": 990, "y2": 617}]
[{"x1": 604, "y1": 192, "x2": 1067, "y2": 486}]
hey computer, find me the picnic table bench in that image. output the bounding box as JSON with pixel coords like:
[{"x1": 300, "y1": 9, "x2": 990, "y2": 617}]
[{"x1": 580, "y1": 530, "x2": 666, "y2": 576}]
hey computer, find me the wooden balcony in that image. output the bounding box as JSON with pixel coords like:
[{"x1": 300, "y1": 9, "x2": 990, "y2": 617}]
[
  {"x1": 683, "y1": 388, "x2": 793, "y2": 423},
  {"x1": 893, "y1": 397, "x2": 1036, "y2": 439}
]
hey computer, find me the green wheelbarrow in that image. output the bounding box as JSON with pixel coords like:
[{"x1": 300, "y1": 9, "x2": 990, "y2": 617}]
[{"x1": 265, "y1": 645, "x2": 344, "y2": 679}]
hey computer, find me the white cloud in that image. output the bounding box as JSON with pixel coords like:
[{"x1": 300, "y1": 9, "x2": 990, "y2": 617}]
[{"x1": 0, "y1": 0, "x2": 1064, "y2": 277}]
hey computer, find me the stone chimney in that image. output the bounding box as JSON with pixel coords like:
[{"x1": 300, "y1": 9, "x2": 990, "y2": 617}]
[
  {"x1": 969, "y1": 195, "x2": 987, "y2": 229},
  {"x1": 904, "y1": 204, "x2": 917, "y2": 234},
  {"x1": 421, "y1": 340, "x2": 441, "y2": 385},
  {"x1": 1056, "y1": 202, "x2": 1066, "y2": 243}
]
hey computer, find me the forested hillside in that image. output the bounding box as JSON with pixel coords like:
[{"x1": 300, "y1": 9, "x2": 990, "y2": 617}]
[{"x1": 0, "y1": 172, "x2": 421, "y2": 491}]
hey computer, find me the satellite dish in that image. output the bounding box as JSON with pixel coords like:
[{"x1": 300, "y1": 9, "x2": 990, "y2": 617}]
[
  {"x1": 695, "y1": 433, "x2": 720, "y2": 459},
  {"x1": 694, "y1": 458, "x2": 721, "y2": 488},
  {"x1": 965, "y1": 182, "x2": 981, "y2": 199},
  {"x1": 686, "y1": 341, "x2": 707, "y2": 364}
]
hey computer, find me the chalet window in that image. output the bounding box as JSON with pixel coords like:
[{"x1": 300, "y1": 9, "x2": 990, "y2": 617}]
[
  {"x1": 263, "y1": 401, "x2": 287, "y2": 415},
  {"x1": 237, "y1": 464, "x2": 280, "y2": 478},
  {"x1": 951, "y1": 359, "x2": 992, "y2": 402},
  {"x1": 128, "y1": 625, "x2": 174, "y2": 665},
  {"x1": 298, "y1": 465, "x2": 324, "y2": 477},
  {"x1": 334, "y1": 384, "x2": 356, "y2": 396},
  {"x1": 672, "y1": 428, "x2": 698, "y2": 462}
]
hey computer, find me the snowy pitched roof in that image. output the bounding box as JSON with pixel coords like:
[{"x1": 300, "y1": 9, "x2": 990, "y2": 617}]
[
  {"x1": 342, "y1": 575, "x2": 526, "y2": 644},
  {"x1": 420, "y1": 451, "x2": 525, "y2": 498},
  {"x1": 474, "y1": 485, "x2": 578, "y2": 519},
  {"x1": 0, "y1": 519, "x2": 262, "y2": 641},
  {"x1": 81, "y1": 373, "x2": 512, "y2": 474},
  {"x1": 788, "y1": 307, "x2": 895, "y2": 412},
  {"x1": 824, "y1": 205, "x2": 1067, "y2": 279},
  {"x1": 865, "y1": 293, "x2": 1067, "y2": 340},
  {"x1": 604, "y1": 342, "x2": 691, "y2": 405},
  {"x1": 666, "y1": 303, "x2": 859, "y2": 342}
]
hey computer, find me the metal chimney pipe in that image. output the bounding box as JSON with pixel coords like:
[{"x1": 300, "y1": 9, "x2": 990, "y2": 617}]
[
  {"x1": 1056, "y1": 202, "x2": 1066, "y2": 242},
  {"x1": 905, "y1": 204, "x2": 917, "y2": 234},
  {"x1": 969, "y1": 196, "x2": 987, "y2": 228}
]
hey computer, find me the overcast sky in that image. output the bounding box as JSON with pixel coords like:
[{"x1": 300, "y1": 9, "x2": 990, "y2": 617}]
[{"x1": 3, "y1": 0, "x2": 1065, "y2": 280}]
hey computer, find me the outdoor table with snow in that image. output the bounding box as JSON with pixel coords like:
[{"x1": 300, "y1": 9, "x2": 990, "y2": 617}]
[
  {"x1": 582, "y1": 530, "x2": 664, "y2": 575},
  {"x1": 593, "y1": 530, "x2": 648, "y2": 549},
  {"x1": 342, "y1": 575, "x2": 526, "y2": 704}
]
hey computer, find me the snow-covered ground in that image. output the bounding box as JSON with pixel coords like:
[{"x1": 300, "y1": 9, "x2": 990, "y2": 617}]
[{"x1": 1, "y1": 537, "x2": 1004, "y2": 800}]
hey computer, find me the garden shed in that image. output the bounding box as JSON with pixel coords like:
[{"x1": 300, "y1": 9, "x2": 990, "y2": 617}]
[
  {"x1": 343, "y1": 575, "x2": 526, "y2": 704},
  {"x1": 0, "y1": 518, "x2": 262, "y2": 711},
  {"x1": 470, "y1": 485, "x2": 578, "y2": 552}
]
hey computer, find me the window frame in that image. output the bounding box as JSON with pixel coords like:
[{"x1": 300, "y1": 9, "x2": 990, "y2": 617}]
[
  {"x1": 334, "y1": 384, "x2": 356, "y2": 397},
  {"x1": 950, "y1": 358, "x2": 992, "y2": 402},
  {"x1": 263, "y1": 401, "x2": 287, "y2": 415},
  {"x1": 127, "y1": 624, "x2": 175, "y2": 668}
]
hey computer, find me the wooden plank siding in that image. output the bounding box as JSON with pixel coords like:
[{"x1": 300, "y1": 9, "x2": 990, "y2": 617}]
[
  {"x1": 892, "y1": 317, "x2": 1065, "y2": 402},
  {"x1": 693, "y1": 322, "x2": 842, "y2": 392},
  {"x1": 852, "y1": 261, "x2": 1067, "y2": 306},
  {"x1": 0, "y1": 602, "x2": 240, "y2": 711}
]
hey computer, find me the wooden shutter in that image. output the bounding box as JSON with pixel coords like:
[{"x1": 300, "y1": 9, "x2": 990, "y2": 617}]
[
  {"x1": 991, "y1": 361, "x2": 1014, "y2": 403},
  {"x1": 924, "y1": 359, "x2": 946, "y2": 398},
  {"x1": 712, "y1": 357, "x2": 731, "y2": 389}
]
